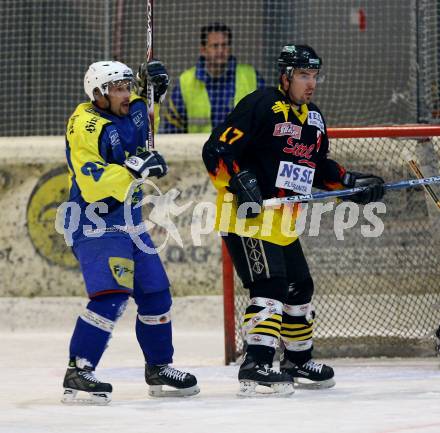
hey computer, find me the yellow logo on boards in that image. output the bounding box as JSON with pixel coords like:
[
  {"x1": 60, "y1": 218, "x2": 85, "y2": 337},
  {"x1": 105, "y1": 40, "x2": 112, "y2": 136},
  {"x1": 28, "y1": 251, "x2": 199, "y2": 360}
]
[
  {"x1": 271, "y1": 101, "x2": 291, "y2": 122},
  {"x1": 26, "y1": 166, "x2": 78, "y2": 269}
]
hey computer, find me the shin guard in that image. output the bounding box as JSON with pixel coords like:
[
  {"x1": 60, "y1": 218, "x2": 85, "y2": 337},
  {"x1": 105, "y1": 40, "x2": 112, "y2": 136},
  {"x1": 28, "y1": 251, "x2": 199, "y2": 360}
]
[
  {"x1": 69, "y1": 293, "x2": 129, "y2": 368},
  {"x1": 242, "y1": 297, "x2": 283, "y2": 364},
  {"x1": 134, "y1": 289, "x2": 174, "y2": 365}
]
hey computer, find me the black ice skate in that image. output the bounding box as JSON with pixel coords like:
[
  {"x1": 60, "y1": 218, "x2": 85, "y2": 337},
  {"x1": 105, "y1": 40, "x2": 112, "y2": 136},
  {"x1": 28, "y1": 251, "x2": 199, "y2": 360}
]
[
  {"x1": 145, "y1": 364, "x2": 199, "y2": 397},
  {"x1": 238, "y1": 355, "x2": 294, "y2": 397},
  {"x1": 61, "y1": 360, "x2": 112, "y2": 405},
  {"x1": 280, "y1": 357, "x2": 335, "y2": 389}
]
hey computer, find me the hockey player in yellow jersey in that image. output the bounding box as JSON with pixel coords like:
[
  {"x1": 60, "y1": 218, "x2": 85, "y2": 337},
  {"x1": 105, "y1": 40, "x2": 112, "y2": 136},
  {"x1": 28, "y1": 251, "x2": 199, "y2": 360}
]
[{"x1": 61, "y1": 60, "x2": 199, "y2": 405}]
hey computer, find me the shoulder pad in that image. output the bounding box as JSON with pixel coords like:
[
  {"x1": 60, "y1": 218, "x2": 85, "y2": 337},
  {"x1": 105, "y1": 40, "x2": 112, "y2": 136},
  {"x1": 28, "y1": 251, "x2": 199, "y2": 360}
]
[{"x1": 67, "y1": 102, "x2": 111, "y2": 137}]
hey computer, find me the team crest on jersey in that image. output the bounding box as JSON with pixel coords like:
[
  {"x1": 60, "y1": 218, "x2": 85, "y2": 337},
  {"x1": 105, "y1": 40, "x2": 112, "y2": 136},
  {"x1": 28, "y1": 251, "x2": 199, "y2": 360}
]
[
  {"x1": 273, "y1": 122, "x2": 302, "y2": 139},
  {"x1": 308, "y1": 111, "x2": 324, "y2": 132},
  {"x1": 132, "y1": 110, "x2": 144, "y2": 128},
  {"x1": 271, "y1": 101, "x2": 290, "y2": 122}
]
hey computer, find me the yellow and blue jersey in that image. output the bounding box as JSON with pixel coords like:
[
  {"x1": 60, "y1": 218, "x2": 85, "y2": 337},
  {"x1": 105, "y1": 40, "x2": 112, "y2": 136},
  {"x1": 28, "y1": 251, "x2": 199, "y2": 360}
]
[{"x1": 65, "y1": 94, "x2": 151, "y2": 244}]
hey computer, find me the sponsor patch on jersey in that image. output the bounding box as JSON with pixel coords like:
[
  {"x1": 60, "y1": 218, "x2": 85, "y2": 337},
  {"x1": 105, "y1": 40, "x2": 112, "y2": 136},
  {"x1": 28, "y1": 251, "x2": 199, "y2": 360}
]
[
  {"x1": 132, "y1": 110, "x2": 144, "y2": 128},
  {"x1": 275, "y1": 161, "x2": 315, "y2": 194},
  {"x1": 85, "y1": 116, "x2": 99, "y2": 133},
  {"x1": 273, "y1": 122, "x2": 302, "y2": 139},
  {"x1": 308, "y1": 111, "x2": 324, "y2": 132},
  {"x1": 109, "y1": 129, "x2": 121, "y2": 148}
]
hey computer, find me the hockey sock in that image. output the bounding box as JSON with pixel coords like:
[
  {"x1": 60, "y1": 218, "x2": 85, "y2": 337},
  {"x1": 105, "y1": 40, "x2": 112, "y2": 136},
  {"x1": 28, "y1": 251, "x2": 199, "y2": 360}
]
[
  {"x1": 242, "y1": 278, "x2": 288, "y2": 364},
  {"x1": 69, "y1": 293, "x2": 129, "y2": 368},
  {"x1": 281, "y1": 277, "x2": 315, "y2": 364},
  {"x1": 134, "y1": 289, "x2": 174, "y2": 366},
  {"x1": 242, "y1": 298, "x2": 283, "y2": 364},
  {"x1": 242, "y1": 278, "x2": 287, "y2": 365}
]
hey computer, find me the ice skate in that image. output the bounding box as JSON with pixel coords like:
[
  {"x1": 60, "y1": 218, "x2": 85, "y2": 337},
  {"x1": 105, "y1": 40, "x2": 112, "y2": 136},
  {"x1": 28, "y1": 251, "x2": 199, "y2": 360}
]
[
  {"x1": 237, "y1": 355, "x2": 294, "y2": 397},
  {"x1": 61, "y1": 360, "x2": 112, "y2": 405},
  {"x1": 145, "y1": 364, "x2": 199, "y2": 397},
  {"x1": 280, "y1": 357, "x2": 335, "y2": 389}
]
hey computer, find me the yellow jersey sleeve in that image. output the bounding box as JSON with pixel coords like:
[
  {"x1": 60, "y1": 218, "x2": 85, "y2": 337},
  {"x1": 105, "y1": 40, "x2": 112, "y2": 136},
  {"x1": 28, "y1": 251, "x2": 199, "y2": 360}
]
[{"x1": 66, "y1": 103, "x2": 134, "y2": 203}]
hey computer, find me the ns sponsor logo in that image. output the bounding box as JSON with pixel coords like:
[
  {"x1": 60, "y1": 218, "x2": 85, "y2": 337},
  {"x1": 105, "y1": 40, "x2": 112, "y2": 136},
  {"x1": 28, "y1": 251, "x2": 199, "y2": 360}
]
[{"x1": 279, "y1": 163, "x2": 313, "y2": 181}]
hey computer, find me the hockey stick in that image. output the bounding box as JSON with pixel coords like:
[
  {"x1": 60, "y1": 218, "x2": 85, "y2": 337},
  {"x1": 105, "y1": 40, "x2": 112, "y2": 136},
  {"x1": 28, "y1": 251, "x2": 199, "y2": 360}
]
[
  {"x1": 402, "y1": 152, "x2": 440, "y2": 211},
  {"x1": 146, "y1": 0, "x2": 155, "y2": 149},
  {"x1": 263, "y1": 175, "x2": 440, "y2": 207}
]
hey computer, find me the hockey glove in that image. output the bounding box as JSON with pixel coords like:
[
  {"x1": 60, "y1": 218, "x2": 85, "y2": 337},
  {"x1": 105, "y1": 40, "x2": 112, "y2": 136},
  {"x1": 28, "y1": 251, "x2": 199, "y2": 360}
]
[
  {"x1": 229, "y1": 170, "x2": 263, "y2": 218},
  {"x1": 342, "y1": 171, "x2": 385, "y2": 204},
  {"x1": 137, "y1": 60, "x2": 169, "y2": 103},
  {"x1": 124, "y1": 150, "x2": 168, "y2": 179}
]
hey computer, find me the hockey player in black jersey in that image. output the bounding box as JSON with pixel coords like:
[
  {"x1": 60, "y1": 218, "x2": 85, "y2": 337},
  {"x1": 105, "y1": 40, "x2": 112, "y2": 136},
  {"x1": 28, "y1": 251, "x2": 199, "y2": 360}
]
[{"x1": 203, "y1": 44, "x2": 385, "y2": 396}]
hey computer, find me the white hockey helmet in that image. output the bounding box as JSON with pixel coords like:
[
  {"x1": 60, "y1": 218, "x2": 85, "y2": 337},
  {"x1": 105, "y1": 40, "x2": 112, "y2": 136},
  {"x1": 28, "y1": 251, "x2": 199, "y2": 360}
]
[{"x1": 84, "y1": 60, "x2": 134, "y2": 101}]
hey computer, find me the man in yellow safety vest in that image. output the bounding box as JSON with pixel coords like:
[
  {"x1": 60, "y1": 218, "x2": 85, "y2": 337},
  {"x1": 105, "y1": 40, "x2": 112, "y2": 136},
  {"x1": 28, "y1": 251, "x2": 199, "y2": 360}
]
[{"x1": 161, "y1": 22, "x2": 265, "y2": 133}]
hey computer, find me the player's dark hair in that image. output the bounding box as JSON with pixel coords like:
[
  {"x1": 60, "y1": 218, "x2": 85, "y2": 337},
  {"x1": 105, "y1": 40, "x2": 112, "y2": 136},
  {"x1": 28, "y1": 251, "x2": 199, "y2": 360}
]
[{"x1": 200, "y1": 22, "x2": 232, "y2": 46}]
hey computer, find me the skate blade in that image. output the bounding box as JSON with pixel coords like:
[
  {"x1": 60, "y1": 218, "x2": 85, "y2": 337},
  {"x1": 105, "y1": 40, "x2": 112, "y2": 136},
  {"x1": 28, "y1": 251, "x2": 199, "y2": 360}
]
[
  {"x1": 148, "y1": 384, "x2": 200, "y2": 398},
  {"x1": 61, "y1": 388, "x2": 111, "y2": 405},
  {"x1": 294, "y1": 377, "x2": 336, "y2": 389},
  {"x1": 237, "y1": 380, "x2": 294, "y2": 398}
]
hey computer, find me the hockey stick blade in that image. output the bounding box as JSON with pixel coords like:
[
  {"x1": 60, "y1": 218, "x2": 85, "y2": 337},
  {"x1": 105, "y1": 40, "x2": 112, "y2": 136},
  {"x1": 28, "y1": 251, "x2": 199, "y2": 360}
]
[{"x1": 263, "y1": 175, "x2": 440, "y2": 207}]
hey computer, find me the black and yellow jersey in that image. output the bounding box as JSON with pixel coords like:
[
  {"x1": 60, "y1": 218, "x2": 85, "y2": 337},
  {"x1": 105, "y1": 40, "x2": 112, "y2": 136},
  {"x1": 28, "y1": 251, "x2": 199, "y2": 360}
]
[{"x1": 202, "y1": 86, "x2": 346, "y2": 245}]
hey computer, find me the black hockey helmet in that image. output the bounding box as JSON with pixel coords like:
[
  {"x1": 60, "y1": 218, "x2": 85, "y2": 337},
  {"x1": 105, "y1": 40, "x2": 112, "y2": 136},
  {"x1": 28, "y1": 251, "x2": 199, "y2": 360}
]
[{"x1": 278, "y1": 44, "x2": 322, "y2": 73}]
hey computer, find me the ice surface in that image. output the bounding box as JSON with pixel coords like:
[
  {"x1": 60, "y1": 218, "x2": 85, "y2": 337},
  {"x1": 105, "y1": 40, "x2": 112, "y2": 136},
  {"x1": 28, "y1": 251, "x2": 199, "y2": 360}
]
[{"x1": 0, "y1": 298, "x2": 439, "y2": 433}]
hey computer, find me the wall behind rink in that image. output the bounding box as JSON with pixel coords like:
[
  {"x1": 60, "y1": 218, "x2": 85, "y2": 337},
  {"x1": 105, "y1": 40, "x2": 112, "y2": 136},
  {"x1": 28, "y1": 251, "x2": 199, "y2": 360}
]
[
  {"x1": 0, "y1": 134, "x2": 223, "y2": 297},
  {"x1": 1, "y1": 133, "x2": 439, "y2": 298}
]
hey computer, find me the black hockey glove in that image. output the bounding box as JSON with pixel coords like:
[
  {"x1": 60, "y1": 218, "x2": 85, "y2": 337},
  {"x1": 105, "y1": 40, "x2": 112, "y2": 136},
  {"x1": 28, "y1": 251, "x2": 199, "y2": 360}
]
[
  {"x1": 229, "y1": 170, "x2": 263, "y2": 219},
  {"x1": 124, "y1": 150, "x2": 168, "y2": 179},
  {"x1": 137, "y1": 60, "x2": 170, "y2": 103},
  {"x1": 342, "y1": 171, "x2": 385, "y2": 204}
]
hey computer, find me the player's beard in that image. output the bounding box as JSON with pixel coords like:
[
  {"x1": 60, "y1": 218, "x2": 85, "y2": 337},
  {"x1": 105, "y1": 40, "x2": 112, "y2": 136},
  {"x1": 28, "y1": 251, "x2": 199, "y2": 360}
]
[
  {"x1": 119, "y1": 101, "x2": 130, "y2": 116},
  {"x1": 112, "y1": 100, "x2": 130, "y2": 116},
  {"x1": 293, "y1": 91, "x2": 313, "y2": 107}
]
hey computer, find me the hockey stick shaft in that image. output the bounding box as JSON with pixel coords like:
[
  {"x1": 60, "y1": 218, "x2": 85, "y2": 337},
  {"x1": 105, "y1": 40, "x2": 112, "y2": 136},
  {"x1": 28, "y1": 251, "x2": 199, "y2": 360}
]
[
  {"x1": 263, "y1": 175, "x2": 440, "y2": 207},
  {"x1": 146, "y1": 0, "x2": 155, "y2": 149},
  {"x1": 406, "y1": 159, "x2": 440, "y2": 210}
]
